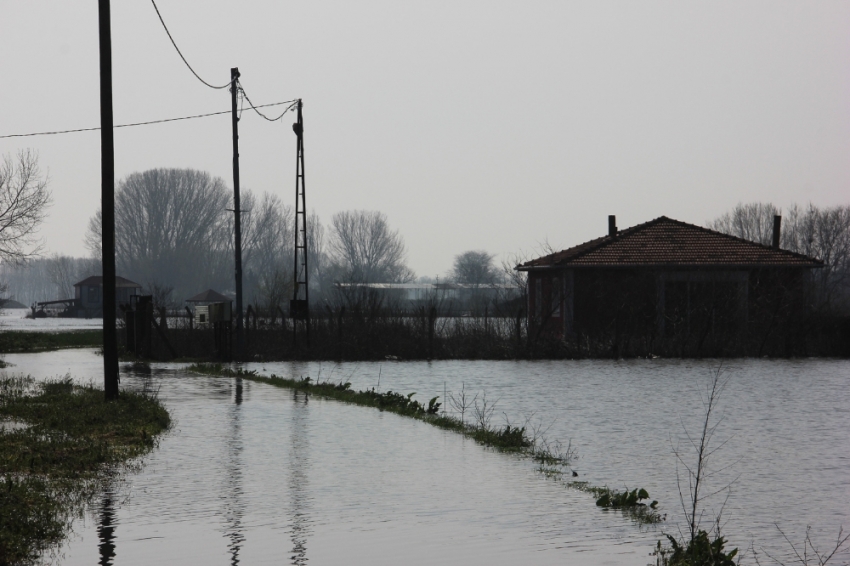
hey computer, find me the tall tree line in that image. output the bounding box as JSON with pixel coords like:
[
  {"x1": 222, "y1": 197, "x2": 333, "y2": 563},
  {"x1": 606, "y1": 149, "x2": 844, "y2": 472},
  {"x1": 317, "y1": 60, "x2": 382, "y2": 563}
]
[
  {"x1": 85, "y1": 168, "x2": 298, "y2": 308},
  {"x1": 82, "y1": 168, "x2": 417, "y2": 311}
]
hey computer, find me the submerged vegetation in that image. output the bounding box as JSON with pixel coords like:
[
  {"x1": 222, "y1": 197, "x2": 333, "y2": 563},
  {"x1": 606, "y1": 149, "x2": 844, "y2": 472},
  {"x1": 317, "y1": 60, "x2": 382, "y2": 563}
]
[
  {"x1": 567, "y1": 482, "x2": 664, "y2": 525},
  {"x1": 0, "y1": 376, "x2": 170, "y2": 565},
  {"x1": 189, "y1": 363, "x2": 540, "y2": 454},
  {"x1": 189, "y1": 363, "x2": 666, "y2": 525},
  {"x1": 0, "y1": 330, "x2": 103, "y2": 354}
]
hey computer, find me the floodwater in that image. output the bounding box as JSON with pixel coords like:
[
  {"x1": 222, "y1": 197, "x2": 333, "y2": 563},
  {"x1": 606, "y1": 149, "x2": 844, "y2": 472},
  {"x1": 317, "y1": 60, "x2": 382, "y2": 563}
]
[
  {"x1": 0, "y1": 310, "x2": 102, "y2": 332},
  {"x1": 1, "y1": 348, "x2": 848, "y2": 565}
]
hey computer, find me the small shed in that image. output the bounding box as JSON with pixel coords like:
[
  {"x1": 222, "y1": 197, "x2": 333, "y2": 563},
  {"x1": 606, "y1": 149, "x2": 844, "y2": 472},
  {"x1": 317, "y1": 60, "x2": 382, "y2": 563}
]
[
  {"x1": 517, "y1": 215, "x2": 823, "y2": 356},
  {"x1": 0, "y1": 299, "x2": 27, "y2": 309},
  {"x1": 186, "y1": 289, "x2": 232, "y2": 325},
  {"x1": 73, "y1": 276, "x2": 142, "y2": 313}
]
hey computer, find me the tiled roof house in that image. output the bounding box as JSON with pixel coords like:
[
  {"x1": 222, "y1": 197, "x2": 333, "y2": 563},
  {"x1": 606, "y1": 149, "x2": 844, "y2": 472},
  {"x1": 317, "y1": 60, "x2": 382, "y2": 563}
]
[{"x1": 516, "y1": 216, "x2": 822, "y2": 355}]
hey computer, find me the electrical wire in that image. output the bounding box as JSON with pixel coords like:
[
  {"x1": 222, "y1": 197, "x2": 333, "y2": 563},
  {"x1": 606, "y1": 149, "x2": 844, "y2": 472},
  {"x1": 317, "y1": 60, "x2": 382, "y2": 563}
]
[
  {"x1": 150, "y1": 0, "x2": 232, "y2": 90},
  {"x1": 0, "y1": 100, "x2": 298, "y2": 139},
  {"x1": 238, "y1": 80, "x2": 298, "y2": 121}
]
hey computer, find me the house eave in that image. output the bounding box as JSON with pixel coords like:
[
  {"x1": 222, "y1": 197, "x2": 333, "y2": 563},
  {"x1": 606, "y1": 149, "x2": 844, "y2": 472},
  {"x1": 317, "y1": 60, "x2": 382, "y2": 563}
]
[{"x1": 516, "y1": 262, "x2": 823, "y2": 272}]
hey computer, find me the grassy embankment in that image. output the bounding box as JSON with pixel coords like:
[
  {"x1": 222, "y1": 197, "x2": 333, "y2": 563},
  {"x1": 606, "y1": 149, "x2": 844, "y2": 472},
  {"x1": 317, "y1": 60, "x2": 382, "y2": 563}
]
[
  {"x1": 189, "y1": 363, "x2": 663, "y2": 525},
  {"x1": 0, "y1": 376, "x2": 170, "y2": 565},
  {"x1": 0, "y1": 330, "x2": 102, "y2": 355}
]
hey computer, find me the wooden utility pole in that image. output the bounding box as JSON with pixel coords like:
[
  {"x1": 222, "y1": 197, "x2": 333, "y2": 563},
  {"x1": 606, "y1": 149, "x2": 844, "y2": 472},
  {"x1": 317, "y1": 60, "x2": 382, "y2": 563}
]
[
  {"x1": 230, "y1": 67, "x2": 244, "y2": 359},
  {"x1": 98, "y1": 0, "x2": 119, "y2": 400}
]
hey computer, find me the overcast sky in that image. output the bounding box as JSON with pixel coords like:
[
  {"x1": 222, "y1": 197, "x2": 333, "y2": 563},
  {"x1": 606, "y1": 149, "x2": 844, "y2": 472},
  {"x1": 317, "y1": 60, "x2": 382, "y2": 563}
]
[{"x1": 2, "y1": 1, "x2": 848, "y2": 278}]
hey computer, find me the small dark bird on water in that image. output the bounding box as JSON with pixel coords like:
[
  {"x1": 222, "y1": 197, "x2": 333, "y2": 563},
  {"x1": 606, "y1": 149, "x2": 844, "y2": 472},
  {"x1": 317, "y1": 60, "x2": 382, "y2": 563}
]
[{"x1": 572, "y1": 471, "x2": 578, "y2": 477}]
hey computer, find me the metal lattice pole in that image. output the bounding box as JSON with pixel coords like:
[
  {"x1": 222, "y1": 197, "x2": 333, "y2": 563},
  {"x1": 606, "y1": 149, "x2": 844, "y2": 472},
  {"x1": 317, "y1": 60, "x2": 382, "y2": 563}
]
[{"x1": 291, "y1": 100, "x2": 309, "y2": 348}]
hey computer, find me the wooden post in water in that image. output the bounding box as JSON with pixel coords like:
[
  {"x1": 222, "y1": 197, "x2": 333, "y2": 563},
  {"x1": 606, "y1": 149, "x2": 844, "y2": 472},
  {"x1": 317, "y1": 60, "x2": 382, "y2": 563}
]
[
  {"x1": 428, "y1": 306, "x2": 437, "y2": 359},
  {"x1": 515, "y1": 307, "x2": 524, "y2": 349},
  {"x1": 98, "y1": 0, "x2": 119, "y2": 400},
  {"x1": 337, "y1": 306, "x2": 345, "y2": 360}
]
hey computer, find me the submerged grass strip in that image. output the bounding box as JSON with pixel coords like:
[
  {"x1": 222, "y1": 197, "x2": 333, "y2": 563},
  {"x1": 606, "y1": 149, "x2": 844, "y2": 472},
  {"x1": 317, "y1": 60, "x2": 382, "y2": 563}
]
[
  {"x1": 0, "y1": 330, "x2": 103, "y2": 354},
  {"x1": 0, "y1": 375, "x2": 170, "y2": 565},
  {"x1": 188, "y1": 363, "x2": 662, "y2": 524},
  {"x1": 189, "y1": 363, "x2": 563, "y2": 455}
]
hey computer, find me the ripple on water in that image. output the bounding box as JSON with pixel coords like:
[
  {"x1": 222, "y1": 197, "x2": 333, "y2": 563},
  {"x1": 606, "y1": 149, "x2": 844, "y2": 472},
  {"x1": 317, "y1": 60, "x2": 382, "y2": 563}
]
[{"x1": 4, "y1": 350, "x2": 848, "y2": 565}]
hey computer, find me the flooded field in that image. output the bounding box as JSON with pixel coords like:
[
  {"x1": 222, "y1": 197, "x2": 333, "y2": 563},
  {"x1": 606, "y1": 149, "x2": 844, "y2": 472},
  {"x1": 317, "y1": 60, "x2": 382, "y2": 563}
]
[
  {"x1": 2, "y1": 349, "x2": 848, "y2": 565},
  {"x1": 0, "y1": 310, "x2": 102, "y2": 332}
]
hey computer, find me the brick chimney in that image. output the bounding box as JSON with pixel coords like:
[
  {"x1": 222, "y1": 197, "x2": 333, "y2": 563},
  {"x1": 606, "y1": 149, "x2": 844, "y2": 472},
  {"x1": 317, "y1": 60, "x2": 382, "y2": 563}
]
[
  {"x1": 608, "y1": 215, "x2": 617, "y2": 236},
  {"x1": 772, "y1": 215, "x2": 781, "y2": 249}
]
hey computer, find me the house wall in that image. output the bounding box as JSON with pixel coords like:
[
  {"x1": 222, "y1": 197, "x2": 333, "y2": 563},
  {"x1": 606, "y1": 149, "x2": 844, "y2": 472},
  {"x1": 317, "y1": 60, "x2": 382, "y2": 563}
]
[
  {"x1": 528, "y1": 266, "x2": 812, "y2": 355},
  {"x1": 76, "y1": 285, "x2": 141, "y2": 311}
]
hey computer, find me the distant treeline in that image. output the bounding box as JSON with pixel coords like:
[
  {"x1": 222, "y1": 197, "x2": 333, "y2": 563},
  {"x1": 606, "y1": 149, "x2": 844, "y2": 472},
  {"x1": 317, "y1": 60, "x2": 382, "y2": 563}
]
[{"x1": 3, "y1": 167, "x2": 510, "y2": 310}]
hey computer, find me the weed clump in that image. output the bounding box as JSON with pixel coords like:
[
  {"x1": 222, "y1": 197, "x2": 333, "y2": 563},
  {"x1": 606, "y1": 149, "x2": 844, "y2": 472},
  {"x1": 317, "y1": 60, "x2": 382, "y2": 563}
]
[
  {"x1": 0, "y1": 375, "x2": 170, "y2": 564},
  {"x1": 567, "y1": 482, "x2": 664, "y2": 525},
  {"x1": 594, "y1": 487, "x2": 657, "y2": 509},
  {"x1": 653, "y1": 530, "x2": 738, "y2": 566}
]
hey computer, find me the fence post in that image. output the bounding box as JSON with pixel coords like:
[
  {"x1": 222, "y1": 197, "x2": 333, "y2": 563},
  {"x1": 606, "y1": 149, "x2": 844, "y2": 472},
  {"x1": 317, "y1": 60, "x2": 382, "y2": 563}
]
[
  {"x1": 428, "y1": 306, "x2": 437, "y2": 359},
  {"x1": 515, "y1": 307, "x2": 524, "y2": 352},
  {"x1": 338, "y1": 306, "x2": 345, "y2": 360}
]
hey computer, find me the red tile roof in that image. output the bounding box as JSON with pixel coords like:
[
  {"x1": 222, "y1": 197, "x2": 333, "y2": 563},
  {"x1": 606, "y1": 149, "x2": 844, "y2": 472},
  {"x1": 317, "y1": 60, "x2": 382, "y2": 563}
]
[{"x1": 518, "y1": 216, "x2": 823, "y2": 270}]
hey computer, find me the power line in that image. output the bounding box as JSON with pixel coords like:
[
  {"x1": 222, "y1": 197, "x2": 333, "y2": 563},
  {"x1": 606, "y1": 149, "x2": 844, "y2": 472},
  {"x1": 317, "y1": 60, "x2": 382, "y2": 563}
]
[
  {"x1": 238, "y1": 80, "x2": 299, "y2": 122},
  {"x1": 150, "y1": 0, "x2": 232, "y2": 90},
  {"x1": 0, "y1": 100, "x2": 297, "y2": 139}
]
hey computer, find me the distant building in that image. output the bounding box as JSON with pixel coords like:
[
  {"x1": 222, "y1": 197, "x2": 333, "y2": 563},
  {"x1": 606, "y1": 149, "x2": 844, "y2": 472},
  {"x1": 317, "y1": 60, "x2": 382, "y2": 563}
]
[
  {"x1": 73, "y1": 276, "x2": 142, "y2": 314},
  {"x1": 517, "y1": 215, "x2": 823, "y2": 355},
  {"x1": 185, "y1": 289, "x2": 233, "y2": 326}
]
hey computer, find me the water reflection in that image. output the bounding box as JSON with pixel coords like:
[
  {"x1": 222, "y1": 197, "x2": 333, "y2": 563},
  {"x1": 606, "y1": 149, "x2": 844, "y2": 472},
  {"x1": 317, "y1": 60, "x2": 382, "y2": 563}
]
[
  {"x1": 222, "y1": 377, "x2": 246, "y2": 565},
  {"x1": 97, "y1": 486, "x2": 116, "y2": 566},
  {"x1": 288, "y1": 389, "x2": 310, "y2": 565},
  {"x1": 9, "y1": 351, "x2": 846, "y2": 565}
]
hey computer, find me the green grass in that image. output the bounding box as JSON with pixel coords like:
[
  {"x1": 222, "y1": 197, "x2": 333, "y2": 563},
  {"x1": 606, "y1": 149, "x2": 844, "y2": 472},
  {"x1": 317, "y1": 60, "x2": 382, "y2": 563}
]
[
  {"x1": 0, "y1": 330, "x2": 103, "y2": 354},
  {"x1": 0, "y1": 375, "x2": 170, "y2": 565}
]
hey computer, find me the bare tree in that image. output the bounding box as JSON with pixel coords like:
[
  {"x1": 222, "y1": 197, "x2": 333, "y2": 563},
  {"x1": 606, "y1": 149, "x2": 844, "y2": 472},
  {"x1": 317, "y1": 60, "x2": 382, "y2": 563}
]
[
  {"x1": 243, "y1": 192, "x2": 298, "y2": 314},
  {"x1": 308, "y1": 211, "x2": 327, "y2": 294},
  {"x1": 327, "y1": 210, "x2": 414, "y2": 283},
  {"x1": 0, "y1": 258, "x2": 55, "y2": 305},
  {"x1": 449, "y1": 250, "x2": 500, "y2": 285},
  {"x1": 86, "y1": 168, "x2": 231, "y2": 300},
  {"x1": 46, "y1": 254, "x2": 85, "y2": 300},
  {"x1": 0, "y1": 150, "x2": 51, "y2": 263},
  {"x1": 783, "y1": 204, "x2": 850, "y2": 311},
  {"x1": 755, "y1": 525, "x2": 850, "y2": 566},
  {"x1": 709, "y1": 202, "x2": 850, "y2": 312},
  {"x1": 709, "y1": 202, "x2": 781, "y2": 245}
]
